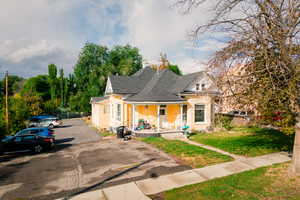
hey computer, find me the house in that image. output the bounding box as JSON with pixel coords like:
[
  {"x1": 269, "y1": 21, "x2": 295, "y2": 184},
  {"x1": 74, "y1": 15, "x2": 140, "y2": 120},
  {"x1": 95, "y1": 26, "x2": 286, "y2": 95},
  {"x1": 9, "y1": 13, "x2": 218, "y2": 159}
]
[{"x1": 91, "y1": 66, "x2": 219, "y2": 134}]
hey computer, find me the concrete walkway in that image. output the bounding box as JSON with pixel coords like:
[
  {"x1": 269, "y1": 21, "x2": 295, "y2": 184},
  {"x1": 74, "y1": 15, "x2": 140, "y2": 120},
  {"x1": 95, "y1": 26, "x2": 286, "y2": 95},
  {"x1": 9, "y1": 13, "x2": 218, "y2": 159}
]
[
  {"x1": 179, "y1": 138, "x2": 246, "y2": 160},
  {"x1": 62, "y1": 152, "x2": 291, "y2": 200},
  {"x1": 162, "y1": 132, "x2": 246, "y2": 160}
]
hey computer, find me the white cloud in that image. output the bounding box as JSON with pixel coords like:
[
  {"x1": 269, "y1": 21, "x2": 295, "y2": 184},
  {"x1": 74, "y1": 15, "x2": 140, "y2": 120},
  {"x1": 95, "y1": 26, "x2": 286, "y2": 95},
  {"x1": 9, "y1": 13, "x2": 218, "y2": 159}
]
[
  {"x1": 0, "y1": 0, "x2": 228, "y2": 77},
  {"x1": 118, "y1": 0, "x2": 219, "y2": 73},
  {"x1": 5, "y1": 40, "x2": 58, "y2": 63}
]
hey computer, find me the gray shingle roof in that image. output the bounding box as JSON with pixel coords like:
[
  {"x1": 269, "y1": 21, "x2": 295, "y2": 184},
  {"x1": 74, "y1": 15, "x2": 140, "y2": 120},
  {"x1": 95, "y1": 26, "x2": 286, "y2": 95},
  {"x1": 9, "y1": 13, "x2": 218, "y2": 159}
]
[
  {"x1": 109, "y1": 67, "x2": 156, "y2": 94},
  {"x1": 90, "y1": 96, "x2": 109, "y2": 103},
  {"x1": 108, "y1": 66, "x2": 210, "y2": 102},
  {"x1": 125, "y1": 69, "x2": 184, "y2": 102}
]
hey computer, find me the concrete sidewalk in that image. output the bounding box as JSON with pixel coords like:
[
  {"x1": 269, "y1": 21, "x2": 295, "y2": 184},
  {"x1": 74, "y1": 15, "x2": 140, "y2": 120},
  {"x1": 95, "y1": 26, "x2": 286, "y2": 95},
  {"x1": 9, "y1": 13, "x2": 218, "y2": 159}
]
[{"x1": 62, "y1": 152, "x2": 291, "y2": 200}]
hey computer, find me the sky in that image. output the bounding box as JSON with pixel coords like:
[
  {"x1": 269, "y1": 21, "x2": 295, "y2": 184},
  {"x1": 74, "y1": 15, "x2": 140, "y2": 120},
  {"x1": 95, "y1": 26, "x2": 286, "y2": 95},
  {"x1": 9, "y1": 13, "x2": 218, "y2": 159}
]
[{"x1": 0, "y1": 0, "x2": 227, "y2": 78}]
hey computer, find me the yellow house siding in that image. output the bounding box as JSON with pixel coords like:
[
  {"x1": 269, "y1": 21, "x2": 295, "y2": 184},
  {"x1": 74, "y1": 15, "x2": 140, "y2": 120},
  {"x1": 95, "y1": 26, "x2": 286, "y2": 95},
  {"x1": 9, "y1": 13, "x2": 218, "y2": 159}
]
[
  {"x1": 92, "y1": 94, "x2": 214, "y2": 132},
  {"x1": 167, "y1": 105, "x2": 180, "y2": 129},
  {"x1": 131, "y1": 104, "x2": 181, "y2": 129},
  {"x1": 136, "y1": 105, "x2": 157, "y2": 126},
  {"x1": 127, "y1": 104, "x2": 132, "y2": 127}
]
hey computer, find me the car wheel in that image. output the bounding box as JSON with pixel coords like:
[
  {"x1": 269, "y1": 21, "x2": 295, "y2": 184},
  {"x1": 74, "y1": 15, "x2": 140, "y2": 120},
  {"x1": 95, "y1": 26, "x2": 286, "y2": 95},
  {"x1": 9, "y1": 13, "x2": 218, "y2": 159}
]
[
  {"x1": 33, "y1": 145, "x2": 43, "y2": 153},
  {"x1": 48, "y1": 124, "x2": 54, "y2": 129}
]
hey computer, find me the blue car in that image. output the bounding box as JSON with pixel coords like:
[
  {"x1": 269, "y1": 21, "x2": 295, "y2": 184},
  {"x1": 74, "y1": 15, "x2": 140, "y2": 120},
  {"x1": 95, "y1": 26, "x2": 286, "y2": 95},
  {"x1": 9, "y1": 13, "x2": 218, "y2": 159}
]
[{"x1": 15, "y1": 127, "x2": 55, "y2": 139}]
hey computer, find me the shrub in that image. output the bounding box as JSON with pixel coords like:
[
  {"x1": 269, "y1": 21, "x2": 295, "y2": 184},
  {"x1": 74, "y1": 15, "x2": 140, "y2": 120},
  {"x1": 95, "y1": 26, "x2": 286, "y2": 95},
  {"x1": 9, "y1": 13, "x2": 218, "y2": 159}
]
[{"x1": 215, "y1": 113, "x2": 234, "y2": 130}]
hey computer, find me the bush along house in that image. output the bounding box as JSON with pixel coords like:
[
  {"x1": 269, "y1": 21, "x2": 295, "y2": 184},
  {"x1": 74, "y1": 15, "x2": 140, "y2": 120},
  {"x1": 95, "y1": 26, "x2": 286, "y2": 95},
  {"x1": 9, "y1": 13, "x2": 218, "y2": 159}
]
[{"x1": 91, "y1": 66, "x2": 219, "y2": 136}]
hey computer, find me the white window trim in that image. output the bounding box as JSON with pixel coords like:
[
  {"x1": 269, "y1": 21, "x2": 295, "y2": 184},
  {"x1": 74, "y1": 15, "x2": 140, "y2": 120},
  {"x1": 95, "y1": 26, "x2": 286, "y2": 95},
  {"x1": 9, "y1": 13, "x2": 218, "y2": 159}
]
[
  {"x1": 116, "y1": 103, "x2": 121, "y2": 122},
  {"x1": 194, "y1": 104, "x2": 206, "y2": 124}
]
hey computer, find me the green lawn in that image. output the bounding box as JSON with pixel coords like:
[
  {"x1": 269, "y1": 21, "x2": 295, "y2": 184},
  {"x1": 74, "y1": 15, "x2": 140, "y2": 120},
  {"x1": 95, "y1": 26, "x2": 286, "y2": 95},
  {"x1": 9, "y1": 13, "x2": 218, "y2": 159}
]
[
  {"x1": 141, "y1": 137, "x2": 233, "y2": 168},
  {"x1": 190, "y1": 127, "x2": 294, "y2": 157},
  {"x1": 155, "y1": 162, "x2": 300, "y2": 200},
  {"x1": 99, "y1": 131, "x2": 115, "y2": 137}
]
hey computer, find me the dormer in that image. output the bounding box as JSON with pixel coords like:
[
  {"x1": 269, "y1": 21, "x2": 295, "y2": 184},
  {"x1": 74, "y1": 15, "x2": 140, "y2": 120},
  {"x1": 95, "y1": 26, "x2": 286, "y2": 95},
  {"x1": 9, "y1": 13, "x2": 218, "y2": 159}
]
[
  {"x1": 188, "y1": 76, "x2": 209, "y2": 92},
  {"x1": 195, "y1": 83, "x2": 206, "y2": 91},
  {"x1": 180, "y1": 72, "x2": 219, "y2": 94}
]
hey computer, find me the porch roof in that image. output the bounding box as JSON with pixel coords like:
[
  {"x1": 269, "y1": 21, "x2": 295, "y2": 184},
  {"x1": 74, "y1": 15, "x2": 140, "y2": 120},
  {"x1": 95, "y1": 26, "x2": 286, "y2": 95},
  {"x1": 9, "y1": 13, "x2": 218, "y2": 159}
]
[
  {"x1": 124, "y1": 101, "x2": 186, "y2": 105},
  {"x1": 90, "y1": 96, "x2": 109, "y2": 104}
]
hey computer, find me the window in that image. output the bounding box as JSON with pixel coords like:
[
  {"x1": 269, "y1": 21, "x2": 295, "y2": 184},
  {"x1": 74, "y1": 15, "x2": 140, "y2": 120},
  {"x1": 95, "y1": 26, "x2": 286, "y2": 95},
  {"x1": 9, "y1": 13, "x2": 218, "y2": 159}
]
[
  {"x1": 196, "y1": 83, "x2": 200, "y2": 91},
  {"x1": 14, "y1": 137, "x2": 22, "y2": 142},
  {"x1": 195, "y1": 105, "x2": 205, "y2": 122},
  {"x1": 116, "y1": 104, "x2": 121, "y2": 121},
  {"x1": 201, "y1": 84, "x2": 206, "y2": 90},
  {"x1": 182, "y1": 105, "x2": 187, "y2": 122},
  {"x1": 104, "y1": 105, "x2": 110, "y2": 114},
  {"x1": 159, "y1": 105, "x2": 166, "y2": 115},
  {"x1": 23, "y1": 135, "x2": 36, "y2": 141},
  {"x1": 16, "y1": 130, "x2": 30, "y2": 136},
  {"x1": 30, "y1": 130, "x2": 40, "y2": 135}
]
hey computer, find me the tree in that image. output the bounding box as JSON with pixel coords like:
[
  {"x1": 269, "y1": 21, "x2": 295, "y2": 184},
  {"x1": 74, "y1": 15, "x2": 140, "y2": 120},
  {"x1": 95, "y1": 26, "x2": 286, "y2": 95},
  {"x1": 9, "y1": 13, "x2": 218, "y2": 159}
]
[
  {"x1": 71, "y1": 43, "x2": 143, "y2": 112},
  {"x1": 74, "y1": 43, "x2": 109, "y2": 92},
  {"x1": 109, "y1": 45, "x2": 143, "y2": 75},
  {"x1": 175, "y1": 0, "x2": 300, "y2": 173},
  {"x1": 21, "y1": 75, "x2": 51, "y2": 101},
  {"x1": 48, "y1": 64, "x2": 58, "y2": 101},
  {"x1": 169, "y1": 65, "x2": 182, "y2": 75},
  {"x1": 59, "y1": 68, "x2": 65, "y2": 107}
]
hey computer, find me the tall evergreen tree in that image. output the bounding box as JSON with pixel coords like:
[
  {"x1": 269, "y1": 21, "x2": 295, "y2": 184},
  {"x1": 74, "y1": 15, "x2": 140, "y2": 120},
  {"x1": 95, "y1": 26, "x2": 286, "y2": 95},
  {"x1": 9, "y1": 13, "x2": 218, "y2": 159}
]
[
  {"x1": 59, "y1": 68, "x2": 64, "y2": 106},
  {"x1": 48, "y1": 64, "x2": 58, "y2": 101}
]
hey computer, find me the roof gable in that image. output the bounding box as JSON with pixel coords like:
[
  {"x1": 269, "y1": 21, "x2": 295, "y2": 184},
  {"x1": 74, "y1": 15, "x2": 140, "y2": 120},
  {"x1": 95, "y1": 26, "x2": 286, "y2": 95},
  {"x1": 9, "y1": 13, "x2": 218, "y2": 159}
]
[
  {"x1": 106, "y1": 67, "x2": 156, "y2": 94},
  {"x1": 105, "y1": 77, "x2": 113, "y2": 94}
]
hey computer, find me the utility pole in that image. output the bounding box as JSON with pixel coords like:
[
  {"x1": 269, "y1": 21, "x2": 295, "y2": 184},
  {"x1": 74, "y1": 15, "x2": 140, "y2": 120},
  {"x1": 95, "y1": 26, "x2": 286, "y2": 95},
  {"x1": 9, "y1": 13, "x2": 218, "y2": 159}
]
[{"x1": 5, "y1": 71, "x2": 8, "y2": 133}]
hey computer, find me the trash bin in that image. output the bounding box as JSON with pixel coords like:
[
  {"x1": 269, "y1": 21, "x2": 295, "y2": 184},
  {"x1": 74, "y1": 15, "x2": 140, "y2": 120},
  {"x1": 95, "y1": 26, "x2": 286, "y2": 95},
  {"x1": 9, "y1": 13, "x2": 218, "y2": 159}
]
[{"x1": 117, "y1": 126, "x2": 125, "y2": 138}]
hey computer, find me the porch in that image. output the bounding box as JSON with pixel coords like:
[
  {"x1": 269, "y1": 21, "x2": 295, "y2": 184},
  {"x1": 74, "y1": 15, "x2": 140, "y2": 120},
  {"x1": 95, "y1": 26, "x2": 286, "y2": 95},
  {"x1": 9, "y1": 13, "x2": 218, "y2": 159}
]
[
  {"x1": 133, "y1": 128, "x2": 184, "y2": 137},
  {"x1": 124, "y1": 102, "x2": 188, "y2": 135}
]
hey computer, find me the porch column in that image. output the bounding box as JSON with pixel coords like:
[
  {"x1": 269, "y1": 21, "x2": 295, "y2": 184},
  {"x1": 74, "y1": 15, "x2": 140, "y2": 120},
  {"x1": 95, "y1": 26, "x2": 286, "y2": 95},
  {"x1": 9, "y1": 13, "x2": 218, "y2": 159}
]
[
  {"x1": 121, "y1": 103, "x2": 124, "y2": 126},
  {"x1": 132, "y1": 104, "x2": 136, "y2": 131},
  {"x1": 124, "y1": 103, "x2": 127, "y2": 126},
  {"x1": 157, "y1": 105, "x2": 160, "y2": 132},
  {"x1": 180, "y1": 104, "x2": 183, "y2": 131}
]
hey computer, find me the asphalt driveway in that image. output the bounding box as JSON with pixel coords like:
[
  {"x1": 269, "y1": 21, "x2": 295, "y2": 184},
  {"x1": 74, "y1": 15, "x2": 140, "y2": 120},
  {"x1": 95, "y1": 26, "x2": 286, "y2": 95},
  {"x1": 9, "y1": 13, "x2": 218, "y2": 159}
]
[
  {"x1": 0, "y1": 118, "x2": 190, "y2": 200},
  {"x1": 54, "y1": 118, "x2": 101, "y2": 144}
]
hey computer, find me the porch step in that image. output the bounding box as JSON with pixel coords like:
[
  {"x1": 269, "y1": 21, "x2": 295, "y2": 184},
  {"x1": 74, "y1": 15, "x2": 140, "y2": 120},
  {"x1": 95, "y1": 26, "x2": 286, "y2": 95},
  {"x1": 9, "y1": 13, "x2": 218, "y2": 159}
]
[
  {"x1": 161, "y1": 132, "x2": 186, "y2": 140},
  {"x1": 134, "y1": 132, "x2": 161, "y2": 138}
]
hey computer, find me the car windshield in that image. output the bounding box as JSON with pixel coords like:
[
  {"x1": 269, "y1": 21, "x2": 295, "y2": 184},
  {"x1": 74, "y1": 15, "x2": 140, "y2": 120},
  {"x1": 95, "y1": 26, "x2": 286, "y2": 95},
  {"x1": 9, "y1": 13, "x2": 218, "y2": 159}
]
[
  {"x1": 1, "y1": 136, "x2": 14, "y2": 142},
  {"x1": 15, "y1": 130, "x2": 28, "y2": 136}
]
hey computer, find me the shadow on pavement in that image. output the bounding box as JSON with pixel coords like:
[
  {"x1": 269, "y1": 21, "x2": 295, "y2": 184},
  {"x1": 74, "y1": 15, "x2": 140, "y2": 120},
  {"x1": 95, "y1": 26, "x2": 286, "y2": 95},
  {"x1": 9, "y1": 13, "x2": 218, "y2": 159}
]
[
  {"x1": 0, "y1": 138, "x2": 74, "y2": 163},
  {"x1": 56, "y1": 125, "x2": 73, "y2": 129},
  {"x1": 55, "y1": 138, "x2": 74, "y2": 144},
  {"x1": 50, "y1": 143, "x2": 72, "y2": 153}
]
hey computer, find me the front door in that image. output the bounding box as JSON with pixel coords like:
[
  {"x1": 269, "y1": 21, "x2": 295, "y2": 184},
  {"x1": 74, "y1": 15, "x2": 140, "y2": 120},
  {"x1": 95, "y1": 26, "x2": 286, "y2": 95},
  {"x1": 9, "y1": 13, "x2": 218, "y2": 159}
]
[{"x1": 159, "y1": 105, "x2": 168, "y2": 129}]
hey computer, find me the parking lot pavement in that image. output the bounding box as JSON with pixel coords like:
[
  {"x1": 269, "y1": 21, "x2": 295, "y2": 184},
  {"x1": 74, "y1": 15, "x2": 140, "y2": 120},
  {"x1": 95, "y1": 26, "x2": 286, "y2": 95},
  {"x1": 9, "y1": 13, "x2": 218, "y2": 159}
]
[
  {"x1": 0, "y1": 119, "x2": 190, "y2": 200},
  {"x1": 54, "y1": 118, "x2": 101, "y2": 144}
]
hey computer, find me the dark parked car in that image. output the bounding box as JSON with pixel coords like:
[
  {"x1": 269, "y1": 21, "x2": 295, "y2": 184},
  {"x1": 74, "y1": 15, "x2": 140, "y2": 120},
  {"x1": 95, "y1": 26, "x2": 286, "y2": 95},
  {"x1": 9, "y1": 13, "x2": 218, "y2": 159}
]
[
  {"x1": 15, "y1": 127, "x2": 55, "y2": 139},
  {"x1": 0, "y1": 134, "x2": 55, "y2": 154}
]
